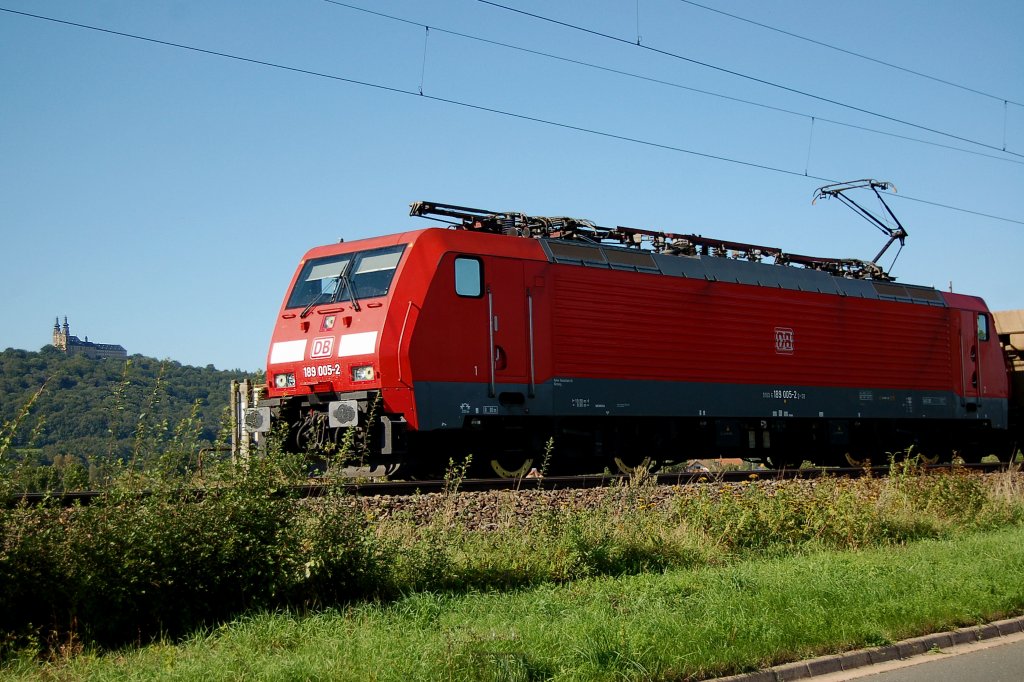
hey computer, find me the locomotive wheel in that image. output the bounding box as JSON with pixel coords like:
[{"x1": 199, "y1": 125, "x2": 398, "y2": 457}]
[
  {"x1": 490, "y1": 455, "x2": 534, "y2": 479},
  {"x1": 612, "y1": 455, "x2": 653, "y2": 475}
]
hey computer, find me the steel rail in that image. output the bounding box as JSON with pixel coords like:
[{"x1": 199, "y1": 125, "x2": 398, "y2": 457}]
[{"x1": 5, "y1": 462, "x2": 1013, "y2": 507}]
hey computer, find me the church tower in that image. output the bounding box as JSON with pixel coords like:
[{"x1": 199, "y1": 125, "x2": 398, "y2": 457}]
[{"x1": 52, "y1": 316, "x2": 68, "y2": 350}]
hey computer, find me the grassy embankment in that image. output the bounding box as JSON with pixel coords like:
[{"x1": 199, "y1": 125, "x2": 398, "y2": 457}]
[
  {"x1": 2, "y1": 453, "x2": 1024, "y2": 681},
  {"x1": 11, "y1": 525, "x2": 1024, "y2": 682}
]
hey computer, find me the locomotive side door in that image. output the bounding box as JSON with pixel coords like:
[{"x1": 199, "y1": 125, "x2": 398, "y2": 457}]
[
  {"x1": 958, "y1": 309, "x2": 981, "y2": 407},
  {"x1": 484, "y1": 258, "x2": 530, "y2": 393}
]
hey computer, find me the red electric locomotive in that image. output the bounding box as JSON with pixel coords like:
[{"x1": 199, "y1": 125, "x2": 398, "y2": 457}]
[{"x1": 248, "y1": 183, "x2": 1018, "y2": 476}]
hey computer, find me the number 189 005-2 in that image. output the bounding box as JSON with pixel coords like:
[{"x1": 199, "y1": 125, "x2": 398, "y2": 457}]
[{"x1": 302, "y1": 364, "x2": 341, "y2": 379}]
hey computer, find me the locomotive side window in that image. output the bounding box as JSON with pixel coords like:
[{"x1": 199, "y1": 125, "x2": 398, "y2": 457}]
[
  {"x1": 285, "y1": 245, "x2": 405, "y2": 309},
  {"x1": 455, "y1": 257, "x2": 482, "y2": 297},
  {"x1": 978, "y1": 313, "x2": 989, "y2": 342}
]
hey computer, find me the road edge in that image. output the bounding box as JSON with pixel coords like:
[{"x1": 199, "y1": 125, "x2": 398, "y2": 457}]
[{"x1": 714, "y1": 615, "x2": 1024, "y2": 681}]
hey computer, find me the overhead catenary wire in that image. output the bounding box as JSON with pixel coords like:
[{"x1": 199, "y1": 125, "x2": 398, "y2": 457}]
[
  {"x1": 883, "y1": 191, "x2": 1022, "y2": 226},
  {"x1": 674, "y1": 0, "x2": 1024, "y2": 108},
  {"x1": 476, "y1": 0, "x2": 1023, "y2": 159},
  {"x1": 321, "y1": 0, "x2": 1024, "y2": 167},
  {"x1": 1, "y1": 6, "x2": 1021, "y2": 227}
]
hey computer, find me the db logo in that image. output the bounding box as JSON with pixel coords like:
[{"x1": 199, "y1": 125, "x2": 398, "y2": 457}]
[
  {"x1": 774, "y1": 327, "x2": 794, "y2": 354},
  {"x1": 310, "y1": 337, "x2": 335, "y2": 359}
]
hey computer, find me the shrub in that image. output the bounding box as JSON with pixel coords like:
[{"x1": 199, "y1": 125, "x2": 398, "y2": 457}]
[
  {"x1": 2, "y1": 456, "x2": 1023, "y2": 662},
  {"x1": 0, "y1": 449, "x2": 383, "y2": 656}
]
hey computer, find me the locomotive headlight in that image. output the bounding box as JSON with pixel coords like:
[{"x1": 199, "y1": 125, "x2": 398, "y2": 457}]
[
  {"x1": 274, "y1": 372, "x2": 296, "y2": 388},
  {"x1": 351, "y1": 365, "x2": 375, "y2": 382}
]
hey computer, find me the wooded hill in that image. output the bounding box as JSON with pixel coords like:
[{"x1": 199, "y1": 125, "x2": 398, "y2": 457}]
[{"x1": 0, "y1": 346, "x2": 256, "y2": 468}]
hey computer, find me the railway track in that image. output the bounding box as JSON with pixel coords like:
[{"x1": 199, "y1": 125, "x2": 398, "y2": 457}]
[{"x1": 7, "y1": 461, "x2": 1014, "y2": 507}]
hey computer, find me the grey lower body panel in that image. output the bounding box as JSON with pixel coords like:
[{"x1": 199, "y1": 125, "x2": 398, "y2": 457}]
[{"x1": 414, "y1": 378, "x2": 1008, "y2": 431}]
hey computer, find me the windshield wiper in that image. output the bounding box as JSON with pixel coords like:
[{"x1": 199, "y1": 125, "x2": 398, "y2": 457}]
[
  {"x1": 300, "y1": 262, "x2": 349, "y2": 318},
  {"x1": 335, "y1": 265, "x2": 361, "y2": 312},
  {"x1": 299, "y1": 261, "x2": 360, "y2": 319},
  {"x1": 299, "y1": 289, "x2": 330, "y2": 319}
]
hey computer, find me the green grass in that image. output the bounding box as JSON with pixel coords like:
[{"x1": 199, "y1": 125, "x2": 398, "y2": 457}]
[
  {"x1": 7, "y1": 524, "x2": 1024, "y2": 681},
  {"x1": 6, "y1": 368, "x2": 1022, "y2": 678},
  {"x1": 3, "y1": 458, "x2": 1022, "y2": 676},
  {"x1": 370, "y1": 467, "x2": 1024, "y2": 595}
]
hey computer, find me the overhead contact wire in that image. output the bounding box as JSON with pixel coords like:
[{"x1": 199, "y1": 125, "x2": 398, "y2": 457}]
[
  {"x1": 476, "y1": 0, "x2": 1024, "y2": 159},
  {"x1": 321, "y1": 0, "x2": 1023, "y2": 166},
  {"x1": 0, "y1": 7, "x2": 825, "y2": 181},
  {"x1": 883, "y1": 192, "x2": 1024, "y2": 226},
  {"x1": 2, "y1": 6, "x2": 1021, "y2": 227},
  {"x1": 674, "y1": 0, "x2": 1024, "y2": 108}
]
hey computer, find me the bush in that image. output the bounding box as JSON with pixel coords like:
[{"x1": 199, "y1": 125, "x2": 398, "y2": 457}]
[
  {"x1": 0, "y1": 452, "x2": 382, "y2": 656},
  {"x1": 0, "y1": 506, "x2": 70, "y2": 657},
  {"x1": 288, "y1": 487, "x2": 390, "y2": 607},
  {"x1": 2, "y1": 458, "x2": 1023, "y2": 662}
]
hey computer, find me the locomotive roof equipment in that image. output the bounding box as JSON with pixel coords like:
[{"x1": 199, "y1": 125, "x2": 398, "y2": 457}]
[
  {"x1": 411, "y1": 180, "x2": 907, "y2": 282},
  {"x1": 812, "y1": 179, "x2": 908, "y2": 272}
]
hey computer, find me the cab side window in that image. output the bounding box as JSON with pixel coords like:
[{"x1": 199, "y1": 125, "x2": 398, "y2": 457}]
[
  {"x1": 455, "y1": 257, "x2": 482, "y2": 297},
  {"x1": 977, "y1": 313, "x2": 989, "y2": 342}
]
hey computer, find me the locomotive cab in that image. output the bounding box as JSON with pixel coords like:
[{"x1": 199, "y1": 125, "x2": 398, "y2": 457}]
[
  {"x1": 250, "y1": 226, "x2": 554, "y2": 476},
  {"x1": 257, "y1": 236, "x2": 411, "y2": 462}
]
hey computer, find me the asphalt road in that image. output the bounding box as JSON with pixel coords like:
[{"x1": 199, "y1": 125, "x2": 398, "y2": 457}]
[{"x1": 814, "y1": 631, "x2": 1024, "y2": 681}]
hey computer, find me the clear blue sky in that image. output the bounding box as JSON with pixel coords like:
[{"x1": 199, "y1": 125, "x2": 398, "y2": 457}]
[{"x1": 1, "y1": 0, "x2": 1021, "y2": 371}]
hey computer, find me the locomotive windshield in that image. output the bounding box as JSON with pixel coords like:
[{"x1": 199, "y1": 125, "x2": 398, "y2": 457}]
[{"x1": 286, "y1": 244, "x2": 405, "y2": 310}]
